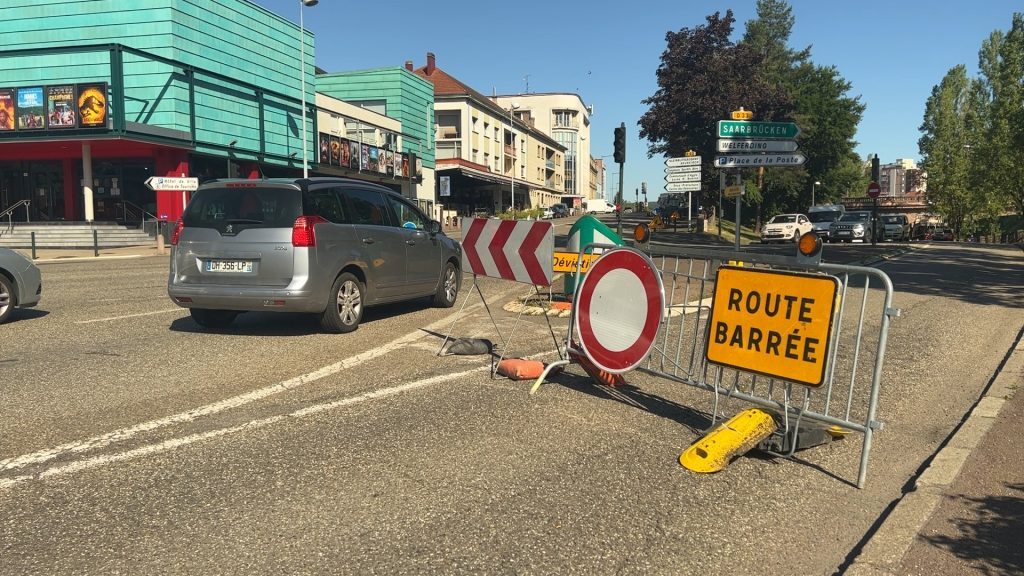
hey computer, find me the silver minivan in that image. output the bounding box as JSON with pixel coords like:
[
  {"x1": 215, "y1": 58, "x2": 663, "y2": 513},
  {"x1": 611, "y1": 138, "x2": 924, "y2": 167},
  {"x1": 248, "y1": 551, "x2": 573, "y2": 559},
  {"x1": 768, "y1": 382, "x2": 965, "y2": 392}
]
[{"x1": 167, "y1": 178, "x2": 462, "y2": 333}]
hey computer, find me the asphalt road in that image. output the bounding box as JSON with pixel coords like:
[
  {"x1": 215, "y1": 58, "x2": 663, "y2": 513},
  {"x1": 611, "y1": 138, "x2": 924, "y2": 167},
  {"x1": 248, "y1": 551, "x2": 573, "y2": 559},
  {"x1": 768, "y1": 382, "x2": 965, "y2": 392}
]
[{"x1": 0, "y1": 239, "x2": 1020, "y2": 575}]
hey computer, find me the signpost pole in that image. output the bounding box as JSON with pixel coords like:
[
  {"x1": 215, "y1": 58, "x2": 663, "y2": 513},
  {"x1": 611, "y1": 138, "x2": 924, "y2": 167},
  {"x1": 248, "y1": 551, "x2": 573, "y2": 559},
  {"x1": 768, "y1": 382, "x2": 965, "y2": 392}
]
[
  {"x1": 735, "y1": 193, "x2": 741, "y2": 251},
  {"x1": 718, "y1": 172, "x2": 723, "y2": 239},
  {"x1": 616, "y1": 160, "x2": 624, "y2": 238}
]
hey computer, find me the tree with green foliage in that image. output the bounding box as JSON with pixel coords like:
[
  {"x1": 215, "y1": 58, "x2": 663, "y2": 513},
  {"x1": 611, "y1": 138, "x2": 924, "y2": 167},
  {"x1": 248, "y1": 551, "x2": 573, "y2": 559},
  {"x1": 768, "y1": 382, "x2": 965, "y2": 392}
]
[
  {"x1": 918, "y1": 65, "x2": 980, "y2": 238},
  {"x1": 639, "y1": 2, "x2": 864, "y2": 227},
  {"x1": 978, "y1": 13, "x2": 1024, "y2": 221},
  {"x1": 638, "y1": 10, "x2": 792, "y2": 220},
  {"x1": 741, "y1": 1, "x2": 864, "y2": 216}
]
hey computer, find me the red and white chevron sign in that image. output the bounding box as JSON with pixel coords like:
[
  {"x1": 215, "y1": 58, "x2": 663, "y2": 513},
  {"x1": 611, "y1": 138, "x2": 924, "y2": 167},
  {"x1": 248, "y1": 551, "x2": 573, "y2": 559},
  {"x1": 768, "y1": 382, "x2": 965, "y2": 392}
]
[{"x1": 460, "y1": 218, "x2": 554, "y2": 286}]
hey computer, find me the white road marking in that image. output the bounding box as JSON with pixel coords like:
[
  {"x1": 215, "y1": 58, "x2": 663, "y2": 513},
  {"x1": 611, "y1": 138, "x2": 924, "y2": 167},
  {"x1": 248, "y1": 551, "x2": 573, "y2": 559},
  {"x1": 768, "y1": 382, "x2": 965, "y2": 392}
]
[
  {"x1": 0, "y1": 365, "x2": 491, "y2": 490},
  {"x1": 0, "y1": 327, "x2": 430, "y2": 473},
  {"x1": 1, "y1": 283, "x2": 516, "y2": 475},
  {"x1": 76, "y1": 308, "x2": 185, "y2": 324}
]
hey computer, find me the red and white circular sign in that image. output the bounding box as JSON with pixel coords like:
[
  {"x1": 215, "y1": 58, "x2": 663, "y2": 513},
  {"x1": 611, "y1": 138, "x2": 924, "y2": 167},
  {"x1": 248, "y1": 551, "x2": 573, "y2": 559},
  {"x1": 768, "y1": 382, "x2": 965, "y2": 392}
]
[
  {"x1": 867, "y1": 181, "x2": 881, "y2": 199},
  {"x1": 574, "y1": 247, "x2": 664, "y2": 374}
]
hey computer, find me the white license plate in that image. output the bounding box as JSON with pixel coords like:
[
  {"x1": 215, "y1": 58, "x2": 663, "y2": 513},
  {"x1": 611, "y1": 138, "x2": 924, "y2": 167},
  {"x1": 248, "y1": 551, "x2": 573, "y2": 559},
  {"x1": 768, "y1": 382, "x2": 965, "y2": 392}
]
[{"x1": 205, "y1": 259, "x2": 254, "y2": 273}]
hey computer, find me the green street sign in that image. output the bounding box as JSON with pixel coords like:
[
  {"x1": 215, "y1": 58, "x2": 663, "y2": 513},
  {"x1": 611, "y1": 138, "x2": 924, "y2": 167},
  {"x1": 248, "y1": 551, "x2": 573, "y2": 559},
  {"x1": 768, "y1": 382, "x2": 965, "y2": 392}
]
[{"x1": 717, "y1": 120, "x2": 800, "y2": 139}]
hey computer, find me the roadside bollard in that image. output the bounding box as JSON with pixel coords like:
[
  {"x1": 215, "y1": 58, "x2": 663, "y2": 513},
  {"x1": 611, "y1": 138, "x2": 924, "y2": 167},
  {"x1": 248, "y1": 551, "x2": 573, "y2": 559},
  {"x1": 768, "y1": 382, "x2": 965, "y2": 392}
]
[
  {"x1": 93, "y1": 229, "x2": 99, "y2": 257},
  {"x1": 31, "y1": 231, "x2": 37, "y2": 260}
]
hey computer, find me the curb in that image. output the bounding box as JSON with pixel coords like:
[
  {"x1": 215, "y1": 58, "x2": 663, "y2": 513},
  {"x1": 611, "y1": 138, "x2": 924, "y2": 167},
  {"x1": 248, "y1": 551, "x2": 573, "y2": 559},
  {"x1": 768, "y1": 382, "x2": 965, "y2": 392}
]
[
  {"x1": 31, "y1": 254, "x2": 150, "y2": 264},
  {"x1": 844, "y1": 330, "x2": 1024, "y2": 575}
]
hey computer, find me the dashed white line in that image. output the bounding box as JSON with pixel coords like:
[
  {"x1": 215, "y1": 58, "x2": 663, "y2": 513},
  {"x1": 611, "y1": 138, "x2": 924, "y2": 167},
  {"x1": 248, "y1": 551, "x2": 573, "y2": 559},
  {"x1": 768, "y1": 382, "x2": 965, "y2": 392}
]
[
  {"x1": 0, "y1": 366, "x2": 490, "y2": 491},
  {"x1": 75, "y1": 308, "x2": 185, "y2": 324}
]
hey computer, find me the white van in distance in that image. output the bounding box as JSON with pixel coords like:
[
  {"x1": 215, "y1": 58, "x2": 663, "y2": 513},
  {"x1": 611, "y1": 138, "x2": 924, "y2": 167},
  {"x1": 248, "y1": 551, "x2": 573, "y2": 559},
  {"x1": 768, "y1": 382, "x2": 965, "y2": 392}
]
[{"x1": 583, "y1": 198, "x2": 616, "y2": 214}]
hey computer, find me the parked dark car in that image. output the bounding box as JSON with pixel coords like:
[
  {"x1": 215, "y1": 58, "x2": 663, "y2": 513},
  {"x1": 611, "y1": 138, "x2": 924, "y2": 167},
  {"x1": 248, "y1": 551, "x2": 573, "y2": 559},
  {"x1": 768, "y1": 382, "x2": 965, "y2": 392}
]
[
  {"x1": 168, "y1": 177, "x2": 462, "y2": 333},
  {"x1": 933, "y1": 228, "x2": 955, "y2": 241},
  {"x1": 550, "y1": 204, "x2": 569, "y2": 218}
]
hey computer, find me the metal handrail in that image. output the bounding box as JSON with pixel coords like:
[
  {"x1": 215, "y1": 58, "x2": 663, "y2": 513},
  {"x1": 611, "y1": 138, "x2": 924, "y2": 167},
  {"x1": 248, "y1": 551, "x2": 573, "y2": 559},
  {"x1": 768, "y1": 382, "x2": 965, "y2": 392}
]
[
  {"x1": 1, "y1": 200, "x2": 31, "y2": 234},
  {"x1": 118, "y1": 199, "x2": 161, "y2": 237}
]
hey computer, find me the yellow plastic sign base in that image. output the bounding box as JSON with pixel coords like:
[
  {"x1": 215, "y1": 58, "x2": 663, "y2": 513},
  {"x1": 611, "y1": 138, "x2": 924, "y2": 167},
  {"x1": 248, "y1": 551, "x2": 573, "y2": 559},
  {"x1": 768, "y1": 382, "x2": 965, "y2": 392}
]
[{"x1": 679, "y1": 408, "x2": 778, "y2": 473}]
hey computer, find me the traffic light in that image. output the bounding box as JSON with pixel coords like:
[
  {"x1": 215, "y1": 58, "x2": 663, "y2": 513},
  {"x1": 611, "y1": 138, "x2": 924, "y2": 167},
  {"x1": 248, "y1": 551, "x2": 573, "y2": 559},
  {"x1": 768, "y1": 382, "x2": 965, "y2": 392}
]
[
  {"x1": 871, "y1": 156, "x2": 880, "y2": 182},
  {"x1": 613, "y1": 125, "x2": 626, "y2": 164}
]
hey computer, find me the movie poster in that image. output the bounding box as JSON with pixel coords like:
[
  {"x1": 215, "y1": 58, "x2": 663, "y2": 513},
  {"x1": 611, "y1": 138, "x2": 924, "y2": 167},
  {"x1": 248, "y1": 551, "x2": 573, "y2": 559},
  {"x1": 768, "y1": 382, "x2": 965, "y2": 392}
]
[
  {"x1": 0, "y1": 88, "x2": 14, "y2": 131},
  {"x1": 16, "y1": 87, "x2": 45, "y2": 130},
  {"x1": 76, "y1": 83, "x2": 108, "y2": 127},
  {"x1": 401, "y1": 154, "x2": 410, "y2": 178},
  {"x1": 360, "y1": 144, "x2": 369, "y2": 171},
  {"x1": 340, "y1": 137, "x2": 350, "y2": 167},
  {"x1": 384, "y1": 150, "x2": 394, "y2": 177},
  {"x1": 349, "y1": 142, "x2": 359, "y2": 170},
  {"x1": 319, "y1": 133, "x2": 330, "y2": 165},
  {"x1": 393, "y1": 151, "x2": 402, "y2": 177},
  {"x1": 329, "y1": 135, "x2": 341, "y2": 165},
  {"x1": 47, "y1": 85, "x2": 76, "y2": 128},
  {"x1": 368, "y1": 147, "x2": 379, "y2": 173}
]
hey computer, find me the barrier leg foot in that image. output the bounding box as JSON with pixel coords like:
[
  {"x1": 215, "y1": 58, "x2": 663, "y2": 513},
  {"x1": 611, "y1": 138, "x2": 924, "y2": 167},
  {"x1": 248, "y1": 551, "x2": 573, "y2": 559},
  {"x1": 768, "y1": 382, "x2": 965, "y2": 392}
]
[
  {"x1": 530, "y1": 360, "x2": 570, "y2": 395},
  {"x1": 679, "y1": 408, "x2": 777, "y2": 473}
]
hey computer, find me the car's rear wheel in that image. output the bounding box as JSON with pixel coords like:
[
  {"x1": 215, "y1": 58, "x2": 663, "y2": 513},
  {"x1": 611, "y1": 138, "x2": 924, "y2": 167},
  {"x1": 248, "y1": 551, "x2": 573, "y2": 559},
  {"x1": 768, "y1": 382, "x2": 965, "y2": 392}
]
[
  {"x1": 0, "y1": 274, "x2": 15, "y2": 325},
  {"x1": 190, "y1": 308, "x2": 238, "y2": 329},
  {"x1": 432, "y1": 261, "x2": 459, "y2": 308},
  {"x1": 321, "y1": 272, "x2": 363, "y2": 333}
]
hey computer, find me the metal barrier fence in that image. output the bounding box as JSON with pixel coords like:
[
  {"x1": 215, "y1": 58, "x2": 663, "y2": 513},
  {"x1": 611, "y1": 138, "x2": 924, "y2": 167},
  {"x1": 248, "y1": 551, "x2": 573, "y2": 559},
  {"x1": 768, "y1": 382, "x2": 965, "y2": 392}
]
[{"x1": 541, "y1": 241, "x2": 898, "y2": 488}]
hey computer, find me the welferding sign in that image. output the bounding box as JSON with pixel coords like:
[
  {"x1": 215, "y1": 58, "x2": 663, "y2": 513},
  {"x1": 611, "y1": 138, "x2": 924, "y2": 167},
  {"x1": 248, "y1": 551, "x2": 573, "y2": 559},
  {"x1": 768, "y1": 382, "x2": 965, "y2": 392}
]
[{"x1": 705, "y1": 267, "x2": 840, "y2": 387}]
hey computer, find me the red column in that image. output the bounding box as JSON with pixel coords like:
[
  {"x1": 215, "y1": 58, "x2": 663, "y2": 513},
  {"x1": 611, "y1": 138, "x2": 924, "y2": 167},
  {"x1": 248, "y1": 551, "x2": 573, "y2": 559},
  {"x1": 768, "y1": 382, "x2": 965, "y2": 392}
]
[{"x1": 154, "y1": 151, "x2": 191, "y2": 222}]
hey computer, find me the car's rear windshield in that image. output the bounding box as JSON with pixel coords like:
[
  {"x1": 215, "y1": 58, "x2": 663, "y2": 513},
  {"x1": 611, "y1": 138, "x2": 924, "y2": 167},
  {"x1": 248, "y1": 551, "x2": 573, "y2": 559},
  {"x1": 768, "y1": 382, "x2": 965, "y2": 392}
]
[
  {"x1": 182, "y1": 186, "x2": 303, "y2": 230},
  {"x1": 808, "y1": 211, "x2": 841, "y2": 222},
  {"x1": 882, "y1": 215, "x2": 903, "y2": 223}
]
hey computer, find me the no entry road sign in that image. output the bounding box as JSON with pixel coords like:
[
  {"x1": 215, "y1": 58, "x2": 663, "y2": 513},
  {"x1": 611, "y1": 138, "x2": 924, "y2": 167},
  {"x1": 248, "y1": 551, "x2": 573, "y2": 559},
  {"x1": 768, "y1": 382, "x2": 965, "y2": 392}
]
[{"x1": 574, "y1": 247, "x2": 664, "y2": 373}]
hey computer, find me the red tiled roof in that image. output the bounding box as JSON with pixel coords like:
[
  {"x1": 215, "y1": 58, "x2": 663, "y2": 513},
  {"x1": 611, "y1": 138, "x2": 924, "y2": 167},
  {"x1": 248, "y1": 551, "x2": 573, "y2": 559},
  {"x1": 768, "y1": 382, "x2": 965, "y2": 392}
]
[{"x1": 413, "y1": 62, "x2": 511, "y2": 119}]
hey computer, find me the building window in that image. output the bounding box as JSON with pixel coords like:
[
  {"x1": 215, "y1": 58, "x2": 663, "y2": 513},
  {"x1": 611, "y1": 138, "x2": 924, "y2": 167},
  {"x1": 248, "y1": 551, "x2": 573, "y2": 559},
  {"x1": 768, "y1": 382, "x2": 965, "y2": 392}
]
[
  {"x1": 554, "y1": 130, "x2": 576, "y2": 195},
  {"x1": 351, "y1": 99, "x2": 386, "y2": 115}
]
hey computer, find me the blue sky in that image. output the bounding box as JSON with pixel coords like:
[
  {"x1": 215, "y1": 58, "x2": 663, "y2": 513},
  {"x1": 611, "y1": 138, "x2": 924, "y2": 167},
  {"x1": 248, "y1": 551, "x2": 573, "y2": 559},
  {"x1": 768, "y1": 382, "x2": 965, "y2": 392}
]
[{"x1": 251, "y1": 0, "x2": 1021, "y2": 201}]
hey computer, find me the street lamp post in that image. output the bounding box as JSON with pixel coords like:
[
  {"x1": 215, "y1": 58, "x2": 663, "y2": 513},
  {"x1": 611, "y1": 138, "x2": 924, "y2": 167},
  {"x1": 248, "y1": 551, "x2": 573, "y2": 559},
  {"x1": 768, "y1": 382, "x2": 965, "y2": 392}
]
[
  {"x1": 299, "y1": 0, "x2": 318, "y2": 178},
  {"x1": 812, "y1": 180, "x2": 821, "y2": 206},
  {"x1": 508, "y1": 103, "x2": 520, "y2": 216}
]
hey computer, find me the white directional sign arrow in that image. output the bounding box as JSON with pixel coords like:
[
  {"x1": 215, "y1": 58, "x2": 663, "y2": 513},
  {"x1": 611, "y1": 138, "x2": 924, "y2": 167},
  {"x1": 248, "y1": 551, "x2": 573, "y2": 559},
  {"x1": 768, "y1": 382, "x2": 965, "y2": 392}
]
[
  {"x1": 716, "y1": 139, "x2": 799, "y2": 153},
  {"x1": 666, "y1": 156, "x2": 701, "y2": 167},
  {"x1": 665, "y1": 165, "x2": 701, "y2": 174},
  {"x1": 665, "y1": 172, "x2": 701, "y2": 183},
  {"x1": 665, "y1": 181, "x2": 701, "y2": 192},
  {"x1": 145, "y1": 176, "x2": 199, "y2": 191},
  {"x1": 714, "y1": 153, "x2": 807, "y2": 168}
]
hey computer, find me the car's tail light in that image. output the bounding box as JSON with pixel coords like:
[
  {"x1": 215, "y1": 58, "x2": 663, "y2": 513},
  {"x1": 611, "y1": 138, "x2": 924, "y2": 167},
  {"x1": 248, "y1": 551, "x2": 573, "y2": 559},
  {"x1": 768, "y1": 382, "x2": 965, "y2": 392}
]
[
  {"x1": 170, "y1": 219, "x2": 184, "y2": 245},
  {"x1": 292, "y1": 215, "x2": 327, "y2": 247}
]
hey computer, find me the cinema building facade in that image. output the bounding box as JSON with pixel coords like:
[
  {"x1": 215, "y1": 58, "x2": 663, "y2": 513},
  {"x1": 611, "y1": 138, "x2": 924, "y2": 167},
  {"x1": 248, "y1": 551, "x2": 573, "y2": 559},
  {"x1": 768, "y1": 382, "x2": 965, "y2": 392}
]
[{"x1": 0, "y1": 0, "x2": 436, "y2": 228}]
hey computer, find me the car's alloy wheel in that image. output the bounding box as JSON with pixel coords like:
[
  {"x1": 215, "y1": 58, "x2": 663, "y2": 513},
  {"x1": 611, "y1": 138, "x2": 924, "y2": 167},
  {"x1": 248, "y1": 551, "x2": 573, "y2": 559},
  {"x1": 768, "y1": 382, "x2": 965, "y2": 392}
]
[
  {"x1": 432, "y1": 261, "x2": 459, "y2": 308},
  {"x1": 0, "y1": 275, "x2": 14, "y2": 324},
  {"x1": 322, "y1": 272, "x2": 363, "y2": 333}
]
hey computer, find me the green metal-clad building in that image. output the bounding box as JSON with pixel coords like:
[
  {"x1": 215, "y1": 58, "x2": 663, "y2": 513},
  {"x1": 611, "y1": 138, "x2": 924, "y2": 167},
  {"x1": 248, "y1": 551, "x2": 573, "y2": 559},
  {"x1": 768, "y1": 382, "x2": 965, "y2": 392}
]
[{"x1": 0, "y1": 0, "x2": 435, "y2": 225}]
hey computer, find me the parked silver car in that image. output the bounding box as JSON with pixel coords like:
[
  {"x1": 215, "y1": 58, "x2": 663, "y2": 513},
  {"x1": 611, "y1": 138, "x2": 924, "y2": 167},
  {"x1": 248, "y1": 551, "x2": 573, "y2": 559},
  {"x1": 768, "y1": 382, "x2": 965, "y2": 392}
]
[
  {"x1": 167, "y1": 178, "x2": 462, "y2": 333},
  {"x1": 0, "y1": 247, "x2": 42, "y2": 324}
]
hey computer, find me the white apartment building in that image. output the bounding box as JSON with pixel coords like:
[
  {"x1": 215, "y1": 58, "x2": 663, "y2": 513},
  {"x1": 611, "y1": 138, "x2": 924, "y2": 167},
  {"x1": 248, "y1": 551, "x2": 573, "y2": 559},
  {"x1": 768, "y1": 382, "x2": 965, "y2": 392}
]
[
  {"x1": 492, "y1": 93, "x2": 594, "y2": 204},
  {"x1": 880, "y1": 158, "x2": 926, "y2": 198},
  {"x1": 412, "y1": 54, "x2": 565, "y2": 216}
]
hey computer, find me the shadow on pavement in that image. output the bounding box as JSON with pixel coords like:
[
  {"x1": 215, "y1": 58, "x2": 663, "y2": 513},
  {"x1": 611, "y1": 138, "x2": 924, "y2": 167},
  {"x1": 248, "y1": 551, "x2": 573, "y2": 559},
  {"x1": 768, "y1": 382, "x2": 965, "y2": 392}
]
[{"x1": 920, "y1": 482, "x2": 1024, "y2": 575}]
